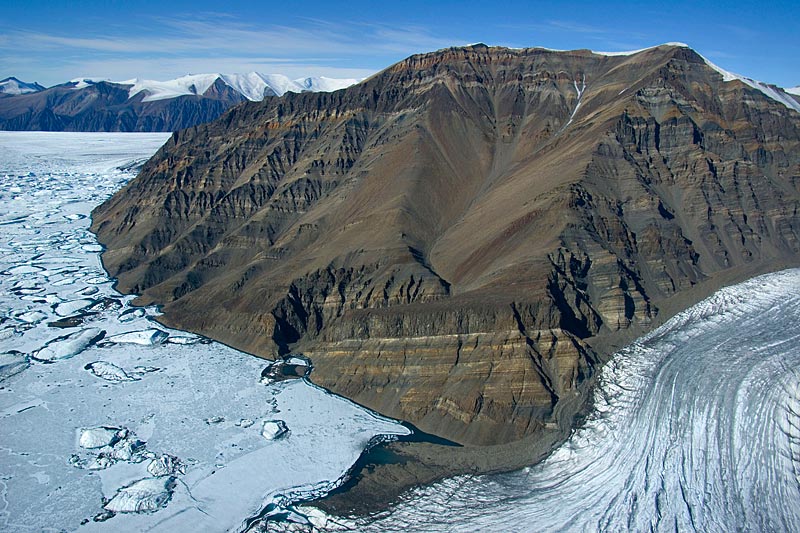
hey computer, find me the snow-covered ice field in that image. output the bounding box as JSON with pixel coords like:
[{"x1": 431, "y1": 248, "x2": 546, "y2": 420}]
[
  {"x1": 299, "y1": 269, "x2": 800, "y2": 532},
  {"x1": 0, "y1": 132, "x2": 409, "y2": 532}
]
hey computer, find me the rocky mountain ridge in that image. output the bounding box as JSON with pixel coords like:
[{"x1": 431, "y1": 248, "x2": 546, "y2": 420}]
[
  {"x1": 92, "y1": 43, "x2": 800, "y2": 447},
  {"x1": 0, "y1": 73, "x2": 358, "y2": 131}
]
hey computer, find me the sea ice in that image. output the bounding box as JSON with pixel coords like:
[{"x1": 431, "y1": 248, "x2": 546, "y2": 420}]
[
  {"x1": 15, "y1": 310, "x2": 48, "y2": 323},
  {"x1": 262, "y1": 420, "x2": 290, "y2": 440},
  {"x1": 105, "y1": 329, "x2": 168, "y2": 345},
  {"x1": 54, "y1": 298, "x2": 94, "y2": 316},
  {"x1": 147, "y1": 454, "x2": 185, "y2": 477},
  {"x1": 109, "y1": 438, "x2": 147, "y2": 461},
  {"x1": 79, "y1": 427, "x2": 127, "y2": 449},
  {"x1": 104, "y1": 477, "x2": 175, "y2": 513},
  {"x1": 0, "y1": 352, "x2": 29, "y2": 380},
  {"x1": 33, "y1": 327, "x2": 105, "y2": 361},
  {"x1": 0, "y1": 132, "x2": 410, "y2": 532},
  {"x1": 166, "y1": 334, "x2": 203, "y2": 345},
  {"x1": 117, "y1": 308, "x2": 145, "y2": 322},
  {"x1": 84, "y1": 361, "x2": 138, "y2": 382}
]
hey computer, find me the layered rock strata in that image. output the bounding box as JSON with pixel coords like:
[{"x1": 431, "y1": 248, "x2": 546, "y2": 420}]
[{"x1": 92, "y1": 44, "x2": 800, "y2": 446}]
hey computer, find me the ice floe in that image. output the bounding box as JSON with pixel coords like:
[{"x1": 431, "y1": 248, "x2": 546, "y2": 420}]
[
  {"x1": 33, "y1": 327, "x2": 105, "y2": 361},
  {"x1": 104, "y1": 328, "x2": 168, "y2": 345},
  {"x1": 117, "y1": 308, "x2": 144, "y2": 322},
  {"x1": 262, "y1": 420, "x2": 290, "y2": 440},
  {"x1": 147, "y1": 454, "x2": 185, "y2": 477},
  {"x1": 0, "y1": 352, "x2": 29, "y2": 380},
  {"x1": 84, "y1": 361, "x2": 138, "y2": 382},
  {"x1": 79, "y1": 427, "x2": 128, "y2": 449},
  {"x1": 104, "y1": 477, "x2": 175, "y2": 513}
]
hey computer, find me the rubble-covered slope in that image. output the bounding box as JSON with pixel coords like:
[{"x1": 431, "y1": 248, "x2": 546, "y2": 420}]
[{"x1": 92, "y1": 44, "x2": 800, "y2": 446}]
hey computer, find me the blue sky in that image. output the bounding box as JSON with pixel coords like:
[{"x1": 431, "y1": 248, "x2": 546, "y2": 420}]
[{"x1": 1, "y1": 0, "x2": 798, "y2": 87}]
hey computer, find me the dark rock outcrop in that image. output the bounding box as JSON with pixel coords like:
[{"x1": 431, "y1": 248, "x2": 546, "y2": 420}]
[{"x1": 92, "y1": 44, "x2": 800, "y2": 446}]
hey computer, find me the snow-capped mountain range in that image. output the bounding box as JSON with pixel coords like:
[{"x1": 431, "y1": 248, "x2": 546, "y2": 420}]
[
  {"x1": 65, "y1": 72, "x2": 360, "y2": 102},
  {"x1": 0, "y1": 72, "x2": 362, "y2": 132},
  {"x1": 1, "y1": 46, "x2": 797, "y2": 131}
]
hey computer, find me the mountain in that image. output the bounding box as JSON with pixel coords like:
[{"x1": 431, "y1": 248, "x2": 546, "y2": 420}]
[
  {"x1": 0, "y1": 73, "x2": 359, "y2": 131},
  {"x1": 0, "y1": 76, "x2": 45, "y2": 96},
  {"x1": 92, "y1": 44, "x2": 800, "y2": 449}
]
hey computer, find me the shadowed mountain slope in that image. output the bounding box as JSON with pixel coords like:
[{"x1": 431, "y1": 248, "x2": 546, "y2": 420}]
[{"x1": 92, "y1": 44, "x2": 800, "y2": 446}]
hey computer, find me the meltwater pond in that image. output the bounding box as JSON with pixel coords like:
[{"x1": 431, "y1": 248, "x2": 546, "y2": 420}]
[
  {"x1": 0, "y1": 132, "x2": 409, "y2": 532},
  {"x1": 300, "y1": 269, "x2": 800, "y2": 532}
]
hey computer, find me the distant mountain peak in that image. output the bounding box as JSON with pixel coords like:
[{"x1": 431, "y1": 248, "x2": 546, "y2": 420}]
[{"x1": 0, "y1": 77, "x2": 45, "y2": 95}]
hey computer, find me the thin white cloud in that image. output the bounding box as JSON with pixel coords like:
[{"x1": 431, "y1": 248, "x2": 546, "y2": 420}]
[
  {"x1": 0, "y1": 16, "x2": 462, "y2": 85},
  {"x1": 3, "y1": 17, "x2": 457, "y2": 58}
]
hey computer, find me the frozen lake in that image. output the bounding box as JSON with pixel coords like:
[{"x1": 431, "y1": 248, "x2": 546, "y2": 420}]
[{"x1": 0, "y1": 132, "x2": 409, "y2": 532}]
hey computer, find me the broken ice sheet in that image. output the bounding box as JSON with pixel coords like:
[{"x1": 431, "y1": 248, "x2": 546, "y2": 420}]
[{"x1": 0, "y1": 132, "x2": 410, "y2": 532}]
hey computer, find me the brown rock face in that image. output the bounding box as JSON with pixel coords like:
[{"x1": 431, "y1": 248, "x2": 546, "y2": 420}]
[{"x1": 92, "y1": 44, "x2": 800, "y2": 446}]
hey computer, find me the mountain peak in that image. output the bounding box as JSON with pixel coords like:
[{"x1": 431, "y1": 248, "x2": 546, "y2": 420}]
[
  {"x1": 92, "y1": 41, "x2": 800, "y2": 446},
  {"x1": 0, "y1": 76, "x2": 45, "y2": 95}
]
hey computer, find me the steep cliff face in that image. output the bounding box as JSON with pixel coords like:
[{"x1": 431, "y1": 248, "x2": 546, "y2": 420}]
[{"x1": 92, "y1": 44, "x2": 800, "y2": 446}]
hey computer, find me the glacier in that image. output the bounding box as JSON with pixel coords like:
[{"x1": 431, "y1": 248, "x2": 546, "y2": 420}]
[{"x1": 0, "y1": 131, "x2": 409, "y2": 532}]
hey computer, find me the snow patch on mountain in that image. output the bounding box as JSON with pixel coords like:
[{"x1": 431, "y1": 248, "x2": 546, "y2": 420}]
[
  {"x1": 69, "y1": 78, "x2": 108, "y2": 90},
  {"x1": 0, "y1": 77, "x2": 45, "y2": 95},
  {"x1": 592, "y1": 42, "x2": 690, "y2": 56},
  {"x1": 786, "y1": 86, "x2": 800, "y2": 96},
  {"x1": 593, "y1": 43, "x2": 800, "y2": 113},
  {"x1": 699, "y1": 55, "x2": 800, "y2": 112}
]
